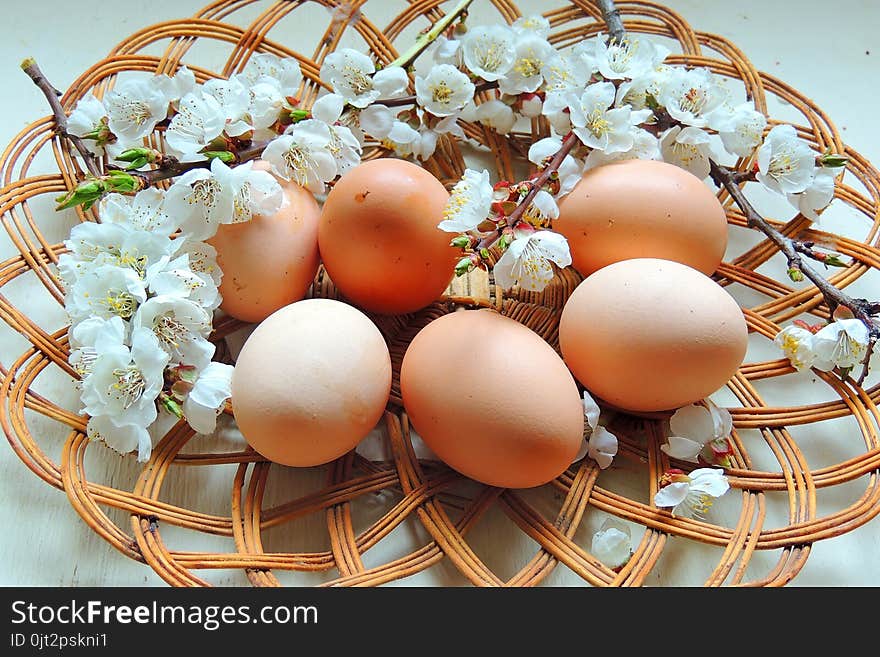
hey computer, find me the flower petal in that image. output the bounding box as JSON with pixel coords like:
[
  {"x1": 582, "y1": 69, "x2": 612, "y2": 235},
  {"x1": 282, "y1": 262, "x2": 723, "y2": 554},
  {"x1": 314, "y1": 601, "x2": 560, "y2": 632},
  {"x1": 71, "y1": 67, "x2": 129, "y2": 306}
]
[
  {"x1": 653, "y1": 481, "x2": 690, "y2": 508},
  {"x1": 669, "y1": 403, "x2": 715, "y2": 442},
  {"x1": 660, "y1": 436, "x2": 703, "y2": 462}
]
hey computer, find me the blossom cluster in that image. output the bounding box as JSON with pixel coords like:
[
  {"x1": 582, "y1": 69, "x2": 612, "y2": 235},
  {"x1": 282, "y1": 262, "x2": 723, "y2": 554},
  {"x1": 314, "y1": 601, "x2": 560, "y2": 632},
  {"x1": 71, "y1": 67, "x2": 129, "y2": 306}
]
[
  {"x1": 435, "y1": 21, "x2": 844, "y2": 292},
  {"x1": 59, "y1": 154, "x2": 285, "y2": 460},
  {"x1": 775, "y1": 318, "x2": 871, "y2": 374}
]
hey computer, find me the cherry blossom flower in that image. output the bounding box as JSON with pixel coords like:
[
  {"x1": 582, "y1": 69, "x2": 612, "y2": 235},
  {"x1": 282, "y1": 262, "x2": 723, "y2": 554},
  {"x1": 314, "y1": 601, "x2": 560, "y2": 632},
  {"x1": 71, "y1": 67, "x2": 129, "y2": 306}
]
[
  {"x1": 86, "y1": 415, "x2": 154, "y2": 463},
  {"x1": 262, "y1": 120, "x2": 337, "y2": 194},
  {"x1": 67, "y1": 95, "x2": 112, "y2": 156},
  {"x1": 415, "y1": 64, "x2": 475, "y2": 117},
  {"x1": 576, "y1": 33, "x2": 668, "y2": 81},
  {"x1": 133, "y1": 295, "x2": 214, "y2": 370},
  {"x1": 541, "y1": 52, "x2": 590, "y2": 118},
  {"x1": 812, "y1": 319, "x2": 871, "y2": 371},
  {"x1": 100, "y1": 188, "x2": 177, "y2": 237},
  {"x1": 104, "y1": 76, "x2": 172, "y2": 141},
  {"x1": 788, "y1": 169, "x2": 837, "y2": 222},
  {"x1": 320, "y1": 48, "x2": 408, "y2": 108},
  {"x1": 69, "y1": 315, "x2": 127, "y2": 379},
  {"x1": 512, "y1": 15, "x2": 551, "y2": 38},
  {"x1": 575, "y1": 391, "x2": 618, "y2": 469},
  {"x1": 774, "y1": 324, "x2": 817, "y2": 371},
  {"x1": 493, "y1": 228, "x2": 572, "y2": 291},
  {"x1": 659, "y1": 67, "x2": 727, "y2": 128},
  {"x1": 756, "y1": 124, "x2": 816, "y2": 195},
  {"x1": 461, "y1": 25, "x2": 516, "y2": 81},
  {"x1": 568, "y1": 82, "x2": 651, "y2": 154},
  {"x1": 67, "y1": 264, "x2": 148, "y2": 323},
  {"x1": 660, "y1": 125, "x2": 712, "y2": 179},
  {"x1": 202, "y1": 76, "x2": 252, "y2": 137},
  {"x1": 183, "y1": 362, "x2": 234, "y2": 435},
  {"x1": 591, "y1": 519, "x2": 632, "y2": 569},
  {"x1": 439, "y1": 168, "x2": 493, "y2": 232},
  {"x1": 165, "y1": 92, "x2": 226, "y2": 162},
  {"x1": 654, "y1": 468, "x2": 730, "y2": 518},
  {"x1": 309, "y1": 95, "x2": 363, "y2": 174},
  {"x1": 433, "y1": 35, "x2": 462, "y2": 66},
  {"x1": 239, "y1": 52, "x2": 303, "y2": 91},
  {"x1": 498, "y1": 33, "x2": 555, "y2": 96},
  {"x1": 713, "y1": 102, "x2": 767, "y2": 157},
  {"x1": 584, "y1": 128, "x2": 659, "y2": 170},
  {"x1": 661, "y1": 401, "x2": 733, "y2": 463},
  {"x1": 474, "y1": 99, "x2": 516, "y2": 135},
  {"x1": 80, "y1": 326, "x2": 169, "y2": 433}
]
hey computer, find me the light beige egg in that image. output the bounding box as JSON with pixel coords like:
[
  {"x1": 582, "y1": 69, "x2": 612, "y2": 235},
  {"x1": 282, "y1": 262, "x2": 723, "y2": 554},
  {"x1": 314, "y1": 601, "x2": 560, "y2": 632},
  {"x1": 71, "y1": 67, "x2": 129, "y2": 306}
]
[
  {"x1": 401, "y1": 309, "x2": 584, "y2": 488},
  {"x1": 559, "y1": 258, "x2": 748, "y2": 412},
  {"x1": 231, "y1": 298, "x2": 391, "y2": 467}
]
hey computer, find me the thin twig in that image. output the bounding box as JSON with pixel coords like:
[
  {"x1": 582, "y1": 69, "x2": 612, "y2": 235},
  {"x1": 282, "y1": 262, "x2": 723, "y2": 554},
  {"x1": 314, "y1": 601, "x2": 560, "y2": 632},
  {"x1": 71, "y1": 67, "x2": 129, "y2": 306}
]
[
  {"x1": 388, "y1": 0, "x2": 474, "y2": 69},
  {"x1": 710, "y1": 160, "x2": 879, "y2": 384},
  {"x1": 21, "y1": 58, "x2": 103, "y2": 178},
  {"x1": 596, "y1": 0, "x2": 627, "y2": 44},
  {"x1": 507, "y1": 132, "x2": 580, "y2": 226}
]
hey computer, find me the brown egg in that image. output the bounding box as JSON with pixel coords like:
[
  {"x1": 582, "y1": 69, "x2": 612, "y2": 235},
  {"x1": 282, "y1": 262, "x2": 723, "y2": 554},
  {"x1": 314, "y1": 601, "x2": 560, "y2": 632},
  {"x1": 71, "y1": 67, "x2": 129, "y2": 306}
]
[
  {"x1": 556, "y1": 159, "x2": 728, "y2": 277},
  {"x1": 232, "y1": 298, "x2": 391, "y2": 467},
  {"x1": 209, "y1": 174, "x2": 320, "y2": 323},
  {"x1": 559, "y1": 258, "x2": 748, "y2": 412},
  {"x1": 318, "y1": 158, "x2": 456, "y2": 315},
  {"x1": 401, "y1": 309, "x2": 584, "y2": 488}
]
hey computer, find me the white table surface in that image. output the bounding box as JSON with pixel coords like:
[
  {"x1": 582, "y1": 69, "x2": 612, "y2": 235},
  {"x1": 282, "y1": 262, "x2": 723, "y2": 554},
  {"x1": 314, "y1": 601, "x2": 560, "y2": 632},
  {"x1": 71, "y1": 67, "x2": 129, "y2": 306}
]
[{"x1": 1, "y1": 0, "x2": 879, "y2": 587}]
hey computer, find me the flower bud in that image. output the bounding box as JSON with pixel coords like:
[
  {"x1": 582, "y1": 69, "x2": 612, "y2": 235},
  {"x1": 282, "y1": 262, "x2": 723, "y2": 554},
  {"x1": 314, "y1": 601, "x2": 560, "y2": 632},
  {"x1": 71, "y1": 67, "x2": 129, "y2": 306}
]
[
  {"x1": 450, "y1": 235, "x2": 472, "y2": 249},
  {"x1": 454, "y1": 256, "x2": 475, "y2": 277},
  {"x1": 787, "y1": 267, "x2": 805, "y2": 282},
  {"x1": 203, "y1": 150, "x2": 236, "y2": 163},
  {"x1": 819, "y1": 152, "x2": 849, "y2": 169}
]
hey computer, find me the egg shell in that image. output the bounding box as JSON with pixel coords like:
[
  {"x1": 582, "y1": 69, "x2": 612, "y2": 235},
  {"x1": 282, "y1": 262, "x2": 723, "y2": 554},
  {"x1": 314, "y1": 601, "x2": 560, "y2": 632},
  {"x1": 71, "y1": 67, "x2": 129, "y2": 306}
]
[
  {"x1": 209, "y1": 176, "x2": 320, "y2": 323},
  {"x1": 318, "y1": 158, "x2": 456, "y2": 315},
  {"x1": 401, "y1": 309, "x2": 584, "y2": 489},
  {"x1": 559, "y1": 258, "x2": 748, "y2": 412},
  {"x1": 231, "y1": 298, "x2": 392, "y2": 467},
  {"x1": 556, "y1": 159, "x2": 728, "y2": 277}
]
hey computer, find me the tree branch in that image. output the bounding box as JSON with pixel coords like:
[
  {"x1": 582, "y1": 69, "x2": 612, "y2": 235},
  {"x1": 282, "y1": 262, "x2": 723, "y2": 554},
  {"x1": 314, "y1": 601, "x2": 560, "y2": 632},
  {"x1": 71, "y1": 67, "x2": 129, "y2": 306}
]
[
  {"x1": 21, "y1": 58, "x2": 103, "y2": 178},
  {"x1": 507, "y1": 132, "x2": 580, "y2": 227},
  {"x1": 388, "y1": 0, "x2": 474, "y2": 69},
  {"x1": 596, "y1": 0, "x2": 627, "y2": 44}
]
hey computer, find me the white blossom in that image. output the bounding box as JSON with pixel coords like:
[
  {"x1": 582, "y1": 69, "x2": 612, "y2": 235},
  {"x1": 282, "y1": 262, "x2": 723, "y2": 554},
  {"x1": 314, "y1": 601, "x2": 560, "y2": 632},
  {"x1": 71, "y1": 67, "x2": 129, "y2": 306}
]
[
  {"x1": 512, "y1": 15, "x2": 551, "y2": 38},
  {"x1": 69, "y1": 315, "x2": 127, "y2": 378},
  {"x1": 356, "y1": 103, "x2": 395, "y2": 141},
  {"x1": 474, "y1": 99, "x2": 516, "y2": 135},
  {"x1": 661, "y1": 401, "x2": 733, "y2": 463},
  {"x1": 87, "y1": 415, "x2": 154, "y2": 463},
  {"x1": 433, "y1": 35, "x2": 462, "y2": 66},
  {"x1": 576, "y1": 33, "x2": 668, "y2": 81},
  {"x1": 202, "y1": 76, "x2": 252, "y2": 136},
  {"x1": 100, "y1": 188, "x2": 177, "y2": 237},
  {"x1": 660, "y1": 125, "x2": 712, "y2": 179},
  {"x1": 261, "y1": 121, "x2": 337, "y2": 194},
  {"x1": 615, "y1": 64, "x2": 674, "y2": 111},
  {"x1": 713, "y1": 102, "x2": 767, "y2": 157},
  {"x1": 159, "y1": 66, "x2": 196, "y2": 104},
  {"x1": 174, "y1": 240, "x2": 222, "y2": 288},
  {"x1": 498, "y1": 34, "x2": 555, "y2": 95},
  {"x1": 183, "y1": 362, "x2": 234, "y2": 435},
  {"x1": 149, "y1": 262, "x2": 220, "y2": 311},
  {"x1": 774, "y1": 325, "x2": 817, "y2": 371},
  {"x1": 439, "y1": 168, "x2": 493, "y2": 232},
  {"x1": 133, "y1": 295, "x2": 214, "y2": 370},
  {"x1": 165, "y1": 92, "x2": 226, "y2": 161},
  {"x1": 654, "y1": 468, "x2": 729, "y2": 518},
  {"x1": 80, "y1": 326, "x2": 169, "y2": 429},
  {"x1": 541, "y1": 52, "x2": 590, "y2": 117},
  {"x1": 104, "y1": 76, "x2": 172, "y2": 141},
  {"x1": 493, "y1": 228, "x2": 572, "y2": 291},
  {"x1": 584, "y1": 128, "x2": 659, "y2": 170},
  {"x1": 461, "y1": 25, "x2": 516, "y2": 81},
  {"x1": 577, "y1": 391, "x2": 618, "y2": 469},
  {"x1": 788, "y1": 169, "x2": 837, "y2": 221},
  {"x1": 659, "y1": 67, "x2": 727, "y2": 128},
  {"x1": 756, "y1": 124, "x2": 816, "y2": 195},
  {"x1": 67, "y1": 95, "x2": 110, "y2": 156},
  {"x1": 320, "y1": 48, "x2": 408, "y2": 108},
  {"x1": 568, "y1": 82, "x2": 650, "y2": 154},
  {"x1": 67, "y1": 264, "x2": 147, "y2": 322},
  {"x1": 415, "y1": 65, "x2": 475, "y2": 117},
  {"x1": 309, "y1": 96, "x2": 363, "y2": 174},
  {"x1": 812, "y1": 319, "x2": 871, "y2": 371},
  {"x1": 591, "y1": 519, "x2": 632, "y2": 569},
  {"x1": 240, "y1": 53, "x2": 303, "y2": 91}
]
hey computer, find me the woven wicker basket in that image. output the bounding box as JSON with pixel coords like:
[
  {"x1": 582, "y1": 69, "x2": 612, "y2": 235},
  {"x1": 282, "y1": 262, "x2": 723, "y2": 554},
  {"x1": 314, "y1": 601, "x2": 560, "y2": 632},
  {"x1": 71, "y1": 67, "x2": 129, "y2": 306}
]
[{"x1": 2, "y1": 0, "x2": 880, "y2": 587}]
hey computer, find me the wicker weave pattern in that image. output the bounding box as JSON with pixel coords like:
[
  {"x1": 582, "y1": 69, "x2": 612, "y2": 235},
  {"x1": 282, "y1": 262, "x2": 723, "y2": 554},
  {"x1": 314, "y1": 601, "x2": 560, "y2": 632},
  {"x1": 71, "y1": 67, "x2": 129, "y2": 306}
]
[{"x1": 2, "y1": 0, "x2": 879, "y2": 587}]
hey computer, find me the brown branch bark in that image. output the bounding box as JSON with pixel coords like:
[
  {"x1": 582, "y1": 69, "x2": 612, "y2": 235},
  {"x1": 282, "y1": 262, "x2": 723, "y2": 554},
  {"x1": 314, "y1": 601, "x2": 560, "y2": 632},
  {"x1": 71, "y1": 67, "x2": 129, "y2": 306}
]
[
  {"x1": 21, "y1": 58, "x2": 103, "y2": 178},
  {"x1": 508, "y1": 132, "x2": 580, "y2": 227}
]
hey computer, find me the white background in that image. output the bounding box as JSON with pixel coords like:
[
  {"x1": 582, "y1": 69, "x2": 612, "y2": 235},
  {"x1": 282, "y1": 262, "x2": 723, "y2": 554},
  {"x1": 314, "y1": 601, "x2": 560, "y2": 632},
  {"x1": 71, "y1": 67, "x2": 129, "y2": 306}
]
[{"x1": 1, "y1": 0, "x2": 879, "y2": 586}]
